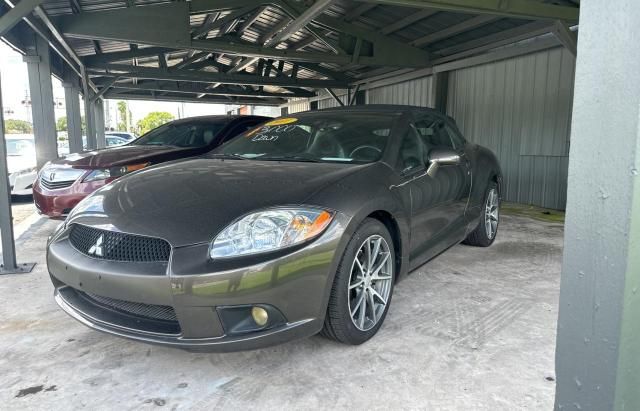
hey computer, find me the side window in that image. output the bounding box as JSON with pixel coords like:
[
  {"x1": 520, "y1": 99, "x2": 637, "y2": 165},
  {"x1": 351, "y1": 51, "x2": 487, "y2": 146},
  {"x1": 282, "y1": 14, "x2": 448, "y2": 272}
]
[
  {"x1": 445, "y1": 124, "x2": 465, "y2": 149},
  {"x1": 414, "y1": 119, "x2": 455, "y2": 150},
  {"x1": 397, "y1": 127, "x2": 424, "y2": 174}
]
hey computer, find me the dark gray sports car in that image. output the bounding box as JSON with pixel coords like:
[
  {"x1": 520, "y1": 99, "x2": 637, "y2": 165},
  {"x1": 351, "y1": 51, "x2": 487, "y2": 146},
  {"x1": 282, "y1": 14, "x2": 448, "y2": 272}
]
[{"x1": 47, "y1": 105, "x2": 502, "y2": 351}]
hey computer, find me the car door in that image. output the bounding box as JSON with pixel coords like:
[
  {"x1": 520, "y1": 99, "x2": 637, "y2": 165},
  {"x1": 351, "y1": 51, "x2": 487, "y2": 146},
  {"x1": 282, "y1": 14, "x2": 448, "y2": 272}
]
[
  {"x1": 407, "y1": 114, "x2": 472, "y2": 264},
  {"x1": 391, "y1": 124, "x2": 439, "y2": 264}
]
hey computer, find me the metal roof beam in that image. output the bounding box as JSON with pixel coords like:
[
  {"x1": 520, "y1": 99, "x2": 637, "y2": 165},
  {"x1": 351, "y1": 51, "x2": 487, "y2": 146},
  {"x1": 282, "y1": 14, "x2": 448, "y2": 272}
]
[
  {"x1": 268, "y1": 0, "x2": 334, "y2": 45},
  {"x1": 95, "y1": 79, "x2": 315, "y2": 98},
  {"x1": 325, "y1": 88, "x2": 345, "y2": 106},
  {"x1": 0, "y1": 0, "x2": 44, "y2": 36},
  {"x1": 411, "y1": 15, "x2": 498, "y2": 47},
  {"x1": 551, "y1": 19, "x2": 577, "y2": 56},
  {"x1": 83, "y1": 47, "x2": 174, "y2": 65},
  {"x1": 88, "y1": 63, "x2": 349, "y2": 88},
  {"x1": 236, "y1": 6, "x2": 266, "y2": 35},
  {"x1": 353, "y1": 0, "x2": 579, "y2": 21},
  {"x1": 173, "y1": 51, "x2": 210, "y2": 69},
  {"x1": 380, "y1": 9, "x2": 437, "y2": 35},
  {"x1": 104, "y1": 90, "x2": 285, "y2": 106},
  {"x1": 344, "y1": 3, "x2": 376, "y2": 21},
  {"x1": 54, "y1": 2, "x2": 430, "y2": 68},
  {"x1": 189, "y1": 0, "x2": 262, "y2": 14},
  {"x1": 192, "y1": 5, "x2": 254, "y2": 39},
  {"x1": 232, "y1": 0, "x2": 335, "y2": 75},
  {"x1": 433, "y1": 20, "x2": 552, "y2": 60},
  {"x1": 284, "y1": 1, "x2": 431, "y2": 66}
]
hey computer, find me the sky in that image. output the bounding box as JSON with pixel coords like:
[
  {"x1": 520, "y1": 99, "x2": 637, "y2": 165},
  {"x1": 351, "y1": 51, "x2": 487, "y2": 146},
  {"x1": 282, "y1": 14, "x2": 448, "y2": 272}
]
[{"x1": 0, "y1": 41, "x2": 245, "y2": 131}]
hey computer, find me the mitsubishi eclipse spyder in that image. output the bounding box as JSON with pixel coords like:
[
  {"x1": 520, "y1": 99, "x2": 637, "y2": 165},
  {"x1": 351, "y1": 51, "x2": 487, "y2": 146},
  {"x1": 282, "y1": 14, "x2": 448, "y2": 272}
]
[{"x1": 47, "y1": 105, "x2": 502, "y2": 351}]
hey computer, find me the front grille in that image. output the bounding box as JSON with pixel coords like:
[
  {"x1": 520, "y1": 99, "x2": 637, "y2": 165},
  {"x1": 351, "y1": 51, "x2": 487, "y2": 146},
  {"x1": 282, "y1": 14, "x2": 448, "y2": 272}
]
[
  {"x1": 40, "y1": 178, "x2": 75, "y2": 190},
  {"x1": 79, "y1": 290, "x2": 178, "y2": 322},
  {"x1": 69, "y1": 224, "x2": 171, "y2": 263}
]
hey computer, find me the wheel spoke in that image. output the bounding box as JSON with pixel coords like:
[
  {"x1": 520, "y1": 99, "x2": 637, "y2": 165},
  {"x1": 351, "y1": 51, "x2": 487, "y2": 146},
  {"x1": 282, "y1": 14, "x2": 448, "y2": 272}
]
[
  {"x1": 370, "y1": 252, "x2": 390, "y2": 279},
  {"x1": 349, "y1": 279, "x2": 364, "y2": 290},
  {"x1": 354, "y1": 257, "x2": 365, "y2": 275},
  {"x1": 359, "y1": 291, "x2": 367, "y2": 328},
  {"x1": 370, "y1": 287, "x2": 387, "y2": 305},
  {"x1": 367, "y1": 288, "x2": 377, "y2": 324},
  {"x1": 365, "y1": 239, "x2": 372, "y2": 272},
  {"x1": 371, "y1": 237, "x2": 382, "y2": 268},
  {"x1": 351, "y1": 290, "x2": 365, "y2": 317}
]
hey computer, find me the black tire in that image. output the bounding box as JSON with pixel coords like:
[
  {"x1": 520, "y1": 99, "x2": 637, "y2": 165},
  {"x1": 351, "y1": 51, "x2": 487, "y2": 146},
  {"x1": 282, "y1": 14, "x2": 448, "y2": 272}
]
[
  {"x1": 321, "y1": 218, "x2": 396, "y2": 345},
  {"x1": 463, "y1": 181, "x2": 499, "y2": 247}
]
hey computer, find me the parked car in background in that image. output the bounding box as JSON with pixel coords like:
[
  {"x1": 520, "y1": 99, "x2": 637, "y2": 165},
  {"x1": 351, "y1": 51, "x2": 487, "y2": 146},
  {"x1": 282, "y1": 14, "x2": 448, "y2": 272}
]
[
  {"x1": 6, "y1": 134, "x2": 37, "y2": 196},
  {"x1": 105, "y1": 135, "x2": 130, "y2": 147},
  {"x1": 47, "y1": 106, "x2": 502, "y2": 350},
  {"x1": 34, "y1": 115, "x2": 269, "y2": 217},
  {"x1": 106, "y1": 131, "x2": 137, "y2": 142}
]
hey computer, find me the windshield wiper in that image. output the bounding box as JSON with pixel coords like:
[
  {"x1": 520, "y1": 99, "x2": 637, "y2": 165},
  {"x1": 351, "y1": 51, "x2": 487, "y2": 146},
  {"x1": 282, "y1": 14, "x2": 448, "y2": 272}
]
[
  {"x1": 209, "y1": 153, "x2": 249, "y2": 160},
  {"x1": 259, "y1": 155, "x2": 322, "y2": 163}
]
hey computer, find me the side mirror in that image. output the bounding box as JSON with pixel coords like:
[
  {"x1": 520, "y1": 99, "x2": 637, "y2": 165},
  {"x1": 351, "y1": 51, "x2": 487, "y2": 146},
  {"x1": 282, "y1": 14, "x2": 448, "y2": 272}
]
[{"x1": 427, "y1": 148, "x2": 460, "y2": 177}]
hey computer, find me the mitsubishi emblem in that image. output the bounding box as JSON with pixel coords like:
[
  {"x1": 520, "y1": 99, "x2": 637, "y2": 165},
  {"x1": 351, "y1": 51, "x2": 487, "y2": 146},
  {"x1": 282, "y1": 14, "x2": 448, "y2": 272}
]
[{"x1": 88, "y1": 235, "x2": 104, "y2": 257}]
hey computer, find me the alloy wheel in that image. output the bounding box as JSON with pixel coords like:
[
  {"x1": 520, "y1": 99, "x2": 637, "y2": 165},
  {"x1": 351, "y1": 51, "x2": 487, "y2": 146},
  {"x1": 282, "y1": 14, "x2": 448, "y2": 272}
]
[
  {"x1": 347, "y1": 235, "x2": 393, "y2": 331},
  {"x1": 485, "y1": 188, "x2": 499, "y2": 240}
]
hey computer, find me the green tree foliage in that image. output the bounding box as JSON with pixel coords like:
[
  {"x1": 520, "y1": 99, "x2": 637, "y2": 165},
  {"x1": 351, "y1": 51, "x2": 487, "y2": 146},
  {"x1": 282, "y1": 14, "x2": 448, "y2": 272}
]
[
  {"x1": 117, "y1": 101, "x2": 131, "y2": 132},
  {"x1": 56, "y1": 116, "x2": 87, "y2": 132},
  {"x1": 136, "y1": 112, "x2": 174, "y2": 135},
  {"x1": 56, "y1": 116, "x2": 67, "y2": 132},
  {"x1": 4, "y1": 119, "x2": 33, "y2": 134}
]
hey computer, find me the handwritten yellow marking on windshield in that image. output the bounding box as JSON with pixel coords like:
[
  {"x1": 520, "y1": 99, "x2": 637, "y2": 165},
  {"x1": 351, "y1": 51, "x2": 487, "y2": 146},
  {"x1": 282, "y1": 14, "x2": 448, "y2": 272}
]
[{"x1": 264, "y1": 118, "x2": 298, "y2": 126}]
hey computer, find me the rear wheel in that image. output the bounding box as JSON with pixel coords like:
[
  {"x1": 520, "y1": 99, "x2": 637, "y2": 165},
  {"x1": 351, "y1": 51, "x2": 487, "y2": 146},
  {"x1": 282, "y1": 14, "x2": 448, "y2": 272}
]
[
  {"x1": 322, "y1": 218, "x2": 395, "y2": 344},
  {"x1": 463, "y1": 182, "x2": 499, "y2": 247}
]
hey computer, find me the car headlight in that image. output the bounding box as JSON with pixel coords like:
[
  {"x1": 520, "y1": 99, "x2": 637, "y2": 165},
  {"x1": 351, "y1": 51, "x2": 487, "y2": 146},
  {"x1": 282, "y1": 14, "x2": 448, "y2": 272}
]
[
  {"x1": 83, "y1": 163, "x2": 148, "y2": 182},
  {"x1": 210, "y1": 207, "x2": 334, "y2": 259}
]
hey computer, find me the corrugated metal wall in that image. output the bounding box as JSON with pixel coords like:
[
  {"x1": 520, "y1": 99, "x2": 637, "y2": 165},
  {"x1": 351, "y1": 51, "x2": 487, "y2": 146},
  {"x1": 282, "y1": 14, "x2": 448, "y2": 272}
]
[
  {"x1": 447, "y1": 47, "x2": 575, "y2": 209},
  {"x1": 367, "y1": 77, "x2": 433, "y2": 106},
  {"x1": 287, "y1": 99, "x2": 310, "y2": 114},
  {"x1": 318, "y1": 93, "x2": 348, "y2": 109}
]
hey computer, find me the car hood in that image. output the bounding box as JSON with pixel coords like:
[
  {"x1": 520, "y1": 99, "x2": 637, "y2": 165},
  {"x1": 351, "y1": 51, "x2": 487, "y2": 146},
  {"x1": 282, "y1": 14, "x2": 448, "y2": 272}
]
[
  {"x1": 67, "y1": 158, "x2": 369, "y2": 246},
  {"x1": 50, "y1": 145, "x2": 195, "y2": 168},
  {"x1": 7, "y1": 155, "x2": 36, "y2": 174}
]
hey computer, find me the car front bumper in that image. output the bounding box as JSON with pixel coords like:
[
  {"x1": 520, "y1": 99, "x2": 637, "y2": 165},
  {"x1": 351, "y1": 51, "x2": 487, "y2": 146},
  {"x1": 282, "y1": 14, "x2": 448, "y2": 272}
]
[
  {"x1": 47, "y1": 218, "x2": 348, "y2": 351},
  {"x1": 33, "y1": 177, "x2": 108, "y2": 217},
  {"x1": 9, "y1": 170, "x2": 36, "y2": 195}
]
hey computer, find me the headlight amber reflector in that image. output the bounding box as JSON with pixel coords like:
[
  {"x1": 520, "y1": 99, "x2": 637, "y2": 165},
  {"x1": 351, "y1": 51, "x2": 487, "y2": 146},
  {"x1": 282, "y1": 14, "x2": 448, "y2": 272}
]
[{"x1": 209, "y1": 208, "x2": 334, "y2": 259}]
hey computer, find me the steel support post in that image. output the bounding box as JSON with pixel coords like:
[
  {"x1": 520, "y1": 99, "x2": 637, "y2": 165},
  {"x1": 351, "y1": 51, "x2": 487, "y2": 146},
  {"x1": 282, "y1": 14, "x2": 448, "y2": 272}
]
[
  {"x1": 430, "y1": 71, "x2": 449, "y2": 113},
  {"x1": 93, "y1": 98, "x2": 105, "y2": 148},
  {"x1": 0, "y1": 73, "x2": 35, "y2": 275},
  {"x1": 555, "y1": 1, "x2": 640, "y2": 409},
  {"x1": 82, "y1": 67, "x2": 96, "y2": 150},
  {"x1": 62, "y1": 79, "x2": 83, "y2": 153},
  {"x1": 24, "y1": 34, "x2": 58, "y2": 170}
]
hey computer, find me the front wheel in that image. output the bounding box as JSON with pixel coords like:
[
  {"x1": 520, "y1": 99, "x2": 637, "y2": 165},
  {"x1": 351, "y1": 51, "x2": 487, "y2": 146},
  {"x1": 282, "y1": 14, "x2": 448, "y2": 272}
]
[
  {"x1": 321, "y1": 218, "x2": 395, "y2": 345},
  {"x1": 463, "y1": 182, "x2": 500, "y2": 247}
]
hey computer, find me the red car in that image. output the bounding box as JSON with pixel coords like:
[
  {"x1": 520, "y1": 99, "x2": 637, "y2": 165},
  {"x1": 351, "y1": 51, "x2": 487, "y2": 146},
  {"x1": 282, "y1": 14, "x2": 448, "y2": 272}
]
[{"x1": 33, "y1": 115, "x2": 268, "y2": 217}]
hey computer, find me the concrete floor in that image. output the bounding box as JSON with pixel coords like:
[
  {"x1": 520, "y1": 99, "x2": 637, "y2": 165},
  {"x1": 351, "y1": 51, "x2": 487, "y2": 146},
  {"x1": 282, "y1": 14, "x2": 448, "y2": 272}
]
[
  {"x1": 0, "y1": 212, "x2": 563, "y2": 410},
  {"x1": 10, "y1": 195, "x2": 36, "y2": 226}
]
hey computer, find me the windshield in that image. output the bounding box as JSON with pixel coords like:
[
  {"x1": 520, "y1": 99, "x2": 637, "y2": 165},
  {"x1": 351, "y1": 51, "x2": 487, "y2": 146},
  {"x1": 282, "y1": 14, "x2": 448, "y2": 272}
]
[
  {"x1": 132, "y1": 121, "x2": 227, "y2": 148},
  {"x1": 216, "y1": 113, "x2": 399, "y2": 163},
  {"x1": 6, "y1": 139, "x2": 35, "y2": 156}
]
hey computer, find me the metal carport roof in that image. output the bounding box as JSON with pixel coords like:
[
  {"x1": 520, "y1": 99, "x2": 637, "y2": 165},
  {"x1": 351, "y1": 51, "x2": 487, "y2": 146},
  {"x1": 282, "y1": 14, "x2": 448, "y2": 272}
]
[{"x1": 1, "y1": 0, "x2": 579, "y2": 107}]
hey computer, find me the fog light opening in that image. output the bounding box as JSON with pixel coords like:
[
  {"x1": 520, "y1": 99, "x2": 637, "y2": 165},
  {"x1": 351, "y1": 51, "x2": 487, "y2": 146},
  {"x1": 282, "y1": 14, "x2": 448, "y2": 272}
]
[{"x1": 252, "y1": 306, "x2": 269, "y2": 327}]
